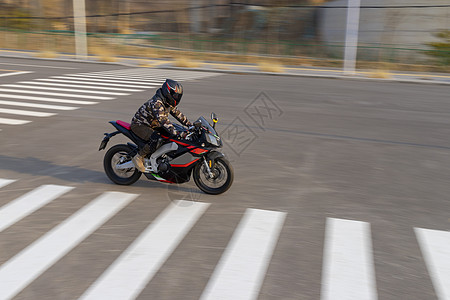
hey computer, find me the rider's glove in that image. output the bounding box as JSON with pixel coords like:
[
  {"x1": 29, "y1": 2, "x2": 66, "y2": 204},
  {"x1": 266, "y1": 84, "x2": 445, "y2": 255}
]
[{"x1": 179, "y1": 131, "x2": 188, "y2": 139}]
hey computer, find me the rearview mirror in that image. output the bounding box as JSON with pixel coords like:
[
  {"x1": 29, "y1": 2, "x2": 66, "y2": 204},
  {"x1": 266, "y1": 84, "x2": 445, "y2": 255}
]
[
  {"x1": 211, "y1": 112, "x2": 218, "y2": 128},
  {"x1": 211, "y1": 112, "x2": 218, "y2": 123}
]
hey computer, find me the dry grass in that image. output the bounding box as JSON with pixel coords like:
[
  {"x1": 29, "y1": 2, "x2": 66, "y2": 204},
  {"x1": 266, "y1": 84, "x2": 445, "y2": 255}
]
[
  {"x1": 34, "y1": 50, "x2": 58, "y2": 58},
  {"x1": 258, "y1": 61, "x2": 284, "y2": 73},
  {"x1": 89, "y1": 44, "x2": 117, "y2": 62},
  {"x1": 1, "y1": 31, "x2": 449, "y2": 73},
  {"x1": 138, "y1": 60, "x2": 155, "y2": 67},
  {"x1": 367, "y1": 69, "x2": 391, "y2": 79},
  {"x1": 174, "y1": 56, "x2": 200, "y2": 68}
]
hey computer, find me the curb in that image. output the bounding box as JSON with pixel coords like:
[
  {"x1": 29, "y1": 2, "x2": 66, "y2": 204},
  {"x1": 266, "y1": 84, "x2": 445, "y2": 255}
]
[
  {"x1": 162, "y1": 66, "x2": 450, "y2": 86},
  {"x1": 1, "y1": 50, "x2": 449, "y2": 86}
]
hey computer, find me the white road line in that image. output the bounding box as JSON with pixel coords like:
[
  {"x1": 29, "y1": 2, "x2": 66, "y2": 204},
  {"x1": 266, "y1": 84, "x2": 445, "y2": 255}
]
[
  {"x1": 200, "y1": 208, "x2": 286, "y2": 300},
  {"x1": 18, "y1": 81, "x2": 144, "y2": 92},
  {"x1": 0, "y1": 108, "x2": 56, "y2": 117},
  {"x1": 53, "y1": 76, "x2": 160, "y2": 86},
  {"x1": 0, "y1": 179, "x2": 16, "y2": 189},
  {"x1": 0, "y1": 191, "x2": 138, "y2": 300},
  {"x1": 79, "y1": 200, "x2": 210, "y2": 300},
  {"x1": 0, "y1": 71, "x2": 33, "y2": 78},
  {"x1": 321, "y1": 218, "x2": 377, "y2": 300},
  {"x1": 2, "y1": 85, "x2": 129, "y2": 96},
  {"x1": 0, "y1": 100, "x2": 78, "y2": 110},
  {"x1": 89, "y1": 72, "x2": 168, "y2": 79},
  {"x1": 415, "y1": 228, "x2": 450, "y2": 300},
  {"x1": 0, "y1": 62, "x2": 78, "y2": 69},
  {"x1": 0, "y1": 88, "x2": 107, "y2": 100},
  {"x1": 36, "y1": 78, "x2": 153, "y2": 89},
  {"x1": 88, "y1": 68, "x2": 156, "y2": 74},
  {"x1": 67, "y1": 74, "x2": 166, "y2": 83},
  {"x1": 0, "y1": 117, "x2": 30, "y2": 125},
  {"x1": 0, "y1": 185, "x2": 73, "y2": 233},
  {"x1": 0, "y1": 93, "x2": 97, "y2": 105}
]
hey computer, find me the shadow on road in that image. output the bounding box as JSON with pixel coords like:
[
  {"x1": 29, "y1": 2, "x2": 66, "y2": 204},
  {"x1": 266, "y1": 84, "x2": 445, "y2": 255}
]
[
  {"x1": 0, "y1": 155, "x2": 204, "y2": 195},
  {"x1": 0, "y1": 155, "x2": 110, "y2": 184}
]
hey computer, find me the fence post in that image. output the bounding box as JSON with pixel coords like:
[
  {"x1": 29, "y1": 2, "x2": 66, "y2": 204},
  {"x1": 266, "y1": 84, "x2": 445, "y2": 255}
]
[
  {"x1": 73, "y1": 0, "x2": 88, "y2": 59},
  {"x1": 343, "y1": 0, "x2": 361, "y2": 75}
]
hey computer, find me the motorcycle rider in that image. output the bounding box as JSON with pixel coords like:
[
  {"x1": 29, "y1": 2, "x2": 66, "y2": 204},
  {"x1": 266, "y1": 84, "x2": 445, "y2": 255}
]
[{"x1": 130, "y1": 79, "x2": 192, "y2": 172}]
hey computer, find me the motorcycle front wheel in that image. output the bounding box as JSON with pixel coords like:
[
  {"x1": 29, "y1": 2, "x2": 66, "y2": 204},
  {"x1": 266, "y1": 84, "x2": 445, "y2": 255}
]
[
  {"x1": 193, "y1": 157, "x2": 233, "y2": 195},
  {"x1": 104, "y1": 144, "x2": 141, "y2": 185}
]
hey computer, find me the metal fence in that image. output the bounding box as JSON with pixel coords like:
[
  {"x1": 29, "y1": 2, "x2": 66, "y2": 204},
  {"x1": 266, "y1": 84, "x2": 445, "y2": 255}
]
[{"x1": 0, "y1": 2, "x2": 449, "y2": 68}]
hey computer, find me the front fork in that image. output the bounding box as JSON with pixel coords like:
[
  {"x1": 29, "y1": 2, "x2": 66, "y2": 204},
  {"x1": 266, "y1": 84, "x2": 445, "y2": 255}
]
[{"x1": 203, "y1": 157, "x2": 215, "y2": 178}]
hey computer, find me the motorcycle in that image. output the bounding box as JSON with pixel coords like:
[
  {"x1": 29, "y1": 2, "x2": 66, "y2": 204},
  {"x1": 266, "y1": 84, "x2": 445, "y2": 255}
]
[{"x1": 98, "y1": 113, "x2": 233, "y2": 195}]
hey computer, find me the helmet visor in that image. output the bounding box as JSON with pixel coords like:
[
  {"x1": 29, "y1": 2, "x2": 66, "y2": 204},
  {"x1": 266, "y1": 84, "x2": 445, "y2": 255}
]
[{"x1": 171, "y1": 90, "x2": 182, "y2": 102}]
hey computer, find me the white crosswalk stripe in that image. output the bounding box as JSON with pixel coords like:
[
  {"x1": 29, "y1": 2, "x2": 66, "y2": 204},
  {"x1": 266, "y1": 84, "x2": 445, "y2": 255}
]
[
  {"x1": 2, "y1": 84, "x2": 130, "y2": 95},
  {"x1": 0, "y1": 178, "x2": 16, "y2": 189},
  {"x1": 321, "y1": 218, "x2": 377, "y2": 300},
  {"x1": 4, "y1": 179, "x2": 447, "y2": 299},
  {"x1": 51, "y1": 75, "x2": 160, "y2": 86},
  {"x1": 80, "y1": 200, "x2": 210, "y2": 300},
  {"x1": 0, "y1": 68, "x2": 220, "y2": 128},
  {"x1": 200, "y1": 208, "x2": 286, "y2": 300},
  {"x1": 0, "y1": 93, "x2": 99, "y2": 104},
  {"x1": 0, "y1": 184, "x2": 73, "y2": 233},
  {"x1": 0, "y1": 108, "x2": 56, "y2": 117},
  {"x1": 36, "y1": 78, "x2": 152, "y2": 89},
  {"x1": 0, "y1": 88, "x2": 112, "y2": 100},
  {"x1": 0, "y1": 117, "x2": 31, "y2": 125},
  {"x1": 16, "y1": 81, "x2": 145, "y2": 92},
  {"x1": 0, "y1": 191, "x2": 138, "y2": 300},
  {"x1": 415, "y1": 228, "x2": 450, "y2": 300},
  {"x1": 0, "y1": 100, "x2": 78, "y2": 110}
]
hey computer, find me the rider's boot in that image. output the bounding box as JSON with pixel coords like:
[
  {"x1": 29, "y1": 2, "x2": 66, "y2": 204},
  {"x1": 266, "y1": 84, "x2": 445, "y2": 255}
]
[
  {"x1": 132, "y1": 141, "x2": 157, "y2": 172},
  {"x1": 132, "y1": 153, "x2": 146, "y2": 172}
]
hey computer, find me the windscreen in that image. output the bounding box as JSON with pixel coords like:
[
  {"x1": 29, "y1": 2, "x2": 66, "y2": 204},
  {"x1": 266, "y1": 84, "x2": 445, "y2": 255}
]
[{"x1": 197, "y1": 116, "x2": 217, "y2": 135}]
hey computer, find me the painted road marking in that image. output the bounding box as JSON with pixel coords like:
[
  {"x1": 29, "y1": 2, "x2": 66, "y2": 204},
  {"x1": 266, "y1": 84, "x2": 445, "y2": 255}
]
[
  {"x1": 200, "y1": 208, "x2": 286, "y2": 300},
  {"x1": 80, "y1": 200, "x2": 210, "y2": 300},
  {"x1": 0, "y1": 93, "x2": 98, "y2": 105},
  {"x1": 0, "y1": 108, "x2": 56, "y2": 117},
  {"x1": 52, "y1": 76, "x2": 160, "y2": 86},
  {"x1": 0, "y1": 100, "x2": 78, "y2": 110},
  {"x1": 0, "y1": 179, "x2": 16, "y2": 189},
  {"x1": 0, "y1": 191, "x2": 138, "y2": 300},
  {"x1": 0, "y1": 62, "x2": 78, "y2": 69},
  {"x1": 0, "y1": 117, "x2": 30, "y2": 125},
  {"x1": 0, "y1": 185, "x2": 73, "y2": 233},
  {"x1": 18, "y1": 81, "x2": 144, "y2": 92},
  {"x1": 415, "y1": 228, "x2": 450, "y2": 300},
  {"x1": 36, "y1": 78, "x2": 153, "y2": 89},
  {"x1": 1, "y1": 84, "x2": 129, "y2": 96},
  {"x1": 0, "y1": 88, "x2": 111, "y2": 100},
  {"x1": 321, "y1": 218, "x2": 377, "y2": 300},
  {"x1": 67, "y1": 74, "x2": 167, "y2": 83},
  {"x1": 0, "y1": 71, "x2": 33, "y2": 77}
]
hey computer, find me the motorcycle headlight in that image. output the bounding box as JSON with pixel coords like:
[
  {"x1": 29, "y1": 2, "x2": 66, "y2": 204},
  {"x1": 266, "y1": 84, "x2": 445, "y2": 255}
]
[{"x1": 206, "y1": 133, "x2": 220, "y2": 146}]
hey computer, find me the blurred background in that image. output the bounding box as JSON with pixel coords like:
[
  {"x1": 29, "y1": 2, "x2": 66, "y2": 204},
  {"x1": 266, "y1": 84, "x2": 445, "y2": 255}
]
[{"x1": 0, "y1": 0, "x2": 449, "y2": 71}]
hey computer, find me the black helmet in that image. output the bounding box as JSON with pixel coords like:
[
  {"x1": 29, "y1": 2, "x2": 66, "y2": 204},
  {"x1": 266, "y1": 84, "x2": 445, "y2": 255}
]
[{"x1": 161, "y1": 79, "x2": 183, "y2": 107}]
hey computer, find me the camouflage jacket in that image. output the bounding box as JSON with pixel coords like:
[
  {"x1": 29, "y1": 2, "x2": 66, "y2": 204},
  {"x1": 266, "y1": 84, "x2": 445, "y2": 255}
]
[{"x1": 131, "y1": 89, "x2": 192, "y2": 136}]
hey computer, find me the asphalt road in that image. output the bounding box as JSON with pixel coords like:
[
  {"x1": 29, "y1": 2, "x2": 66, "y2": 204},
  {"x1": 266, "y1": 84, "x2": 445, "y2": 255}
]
[{"x1": 0, "y1": 57, "x2": 450, "y2": 300}]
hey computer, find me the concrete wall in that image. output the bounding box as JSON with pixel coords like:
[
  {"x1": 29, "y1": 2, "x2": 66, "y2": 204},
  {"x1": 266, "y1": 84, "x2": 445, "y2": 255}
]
[{"x1": 318, "y1": 0, "x2": 450, "y2": 60}]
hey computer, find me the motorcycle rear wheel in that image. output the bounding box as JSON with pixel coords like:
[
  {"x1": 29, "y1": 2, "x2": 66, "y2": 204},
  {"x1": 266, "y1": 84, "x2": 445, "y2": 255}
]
[
  {"x1": 193, "y1": 157, "x2": 233, "y2": 195},
  {"x1": 104, "y1": 144, "x2": 141, "y2": 185}
]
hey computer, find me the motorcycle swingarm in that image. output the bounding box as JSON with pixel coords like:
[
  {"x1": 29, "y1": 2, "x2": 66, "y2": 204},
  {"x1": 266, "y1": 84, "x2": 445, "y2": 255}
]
[{"x1": 98, "y1": 130, "x2": 119, "y2": 151}]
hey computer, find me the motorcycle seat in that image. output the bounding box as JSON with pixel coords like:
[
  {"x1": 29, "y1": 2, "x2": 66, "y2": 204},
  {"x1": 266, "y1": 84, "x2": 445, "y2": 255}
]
[{"x1": 117, "y1": 120, "x2": 131, "y2": 130}]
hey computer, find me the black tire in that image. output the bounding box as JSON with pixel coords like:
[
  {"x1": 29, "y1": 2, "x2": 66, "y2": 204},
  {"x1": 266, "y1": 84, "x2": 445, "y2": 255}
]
[
  {"x1": 104, "y1": 144, "x2": 141, "y2": 185},
  {"x1": 193, "y1": 157, "x2": 233, "y2": 195}
]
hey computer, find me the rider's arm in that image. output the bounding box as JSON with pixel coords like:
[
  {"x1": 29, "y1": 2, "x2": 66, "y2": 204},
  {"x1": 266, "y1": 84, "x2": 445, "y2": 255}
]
[
  {"x1": 170, "y1": 106, "x2": 192, "y2": 127},
  {"x1": 152, "y1": 100, "x2": 178, "y2": 136}
]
